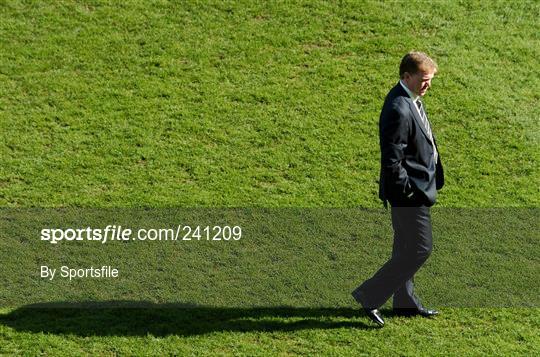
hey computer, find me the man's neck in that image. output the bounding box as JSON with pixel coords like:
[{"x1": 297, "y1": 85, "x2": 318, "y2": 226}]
[{"x1": 399, "y1": 80, "x2": 419, "y2": 101}]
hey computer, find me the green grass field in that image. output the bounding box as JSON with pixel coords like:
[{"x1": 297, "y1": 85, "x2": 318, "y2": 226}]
[{"x1": 0, "y1": 1, "x2": 539, "y2": 355}]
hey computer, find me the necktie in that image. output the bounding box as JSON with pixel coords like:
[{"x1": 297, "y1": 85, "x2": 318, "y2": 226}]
[{"x1": 416, "y1": 99, "x2": 438, "y2": 163}]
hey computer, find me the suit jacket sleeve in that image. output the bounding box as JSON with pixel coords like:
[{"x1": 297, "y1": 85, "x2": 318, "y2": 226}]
[{"x1": 380, "y1": 100, "x2": 414, "y2": 199}]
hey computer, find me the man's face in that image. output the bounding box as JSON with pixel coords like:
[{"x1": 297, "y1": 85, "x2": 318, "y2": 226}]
[{"x1": 403, "y1": 70, "x2": 435, "y2": 97}]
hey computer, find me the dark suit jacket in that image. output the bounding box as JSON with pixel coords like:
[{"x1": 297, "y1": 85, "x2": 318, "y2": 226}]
[{"x1": 378, "y1": 82, "x2": 444, "y2": 207}]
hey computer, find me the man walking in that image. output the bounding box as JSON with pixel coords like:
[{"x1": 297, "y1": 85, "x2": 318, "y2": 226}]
[{"x1": 352, "y1": 52, "x2": 445, "y2": 326}]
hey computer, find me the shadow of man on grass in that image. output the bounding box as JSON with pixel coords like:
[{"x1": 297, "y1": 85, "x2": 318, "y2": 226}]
[{"x1": 0, "y1": 301, "x2": 381, "y2": 336}]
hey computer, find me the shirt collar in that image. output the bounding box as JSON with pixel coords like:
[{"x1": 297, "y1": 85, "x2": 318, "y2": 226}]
[{"x1": 399, "y1": 80, "x2": 420, "y2": 102}]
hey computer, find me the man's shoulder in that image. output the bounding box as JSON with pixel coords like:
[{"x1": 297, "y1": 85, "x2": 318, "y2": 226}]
[
  {"x1": 384, "y1": 83, "x2": 410, "y2": 112},
  {"x1": 386, "y1": 83, "x2": 409, "y2": 103}
]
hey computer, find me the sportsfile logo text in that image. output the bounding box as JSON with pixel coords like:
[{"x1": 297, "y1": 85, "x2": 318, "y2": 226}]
[{"x1": 40, "y1": 225, "x2": 243, "y2": 244}]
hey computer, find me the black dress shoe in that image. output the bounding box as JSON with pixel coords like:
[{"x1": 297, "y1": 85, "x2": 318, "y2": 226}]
[
  {"x1": 393, "y1": 307, "x2": 439, "y2": 317},
  {"x1": 364, "y1": 308, "x2": 385, "y2": 326},
  {"x1": 352, "y1": 290, "x2": 385, "y2": 327}
]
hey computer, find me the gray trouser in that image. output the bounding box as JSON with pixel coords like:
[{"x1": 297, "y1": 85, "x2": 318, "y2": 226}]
[{"x1": 352, "y1": 206, "x2": 433, "y2": 309}]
